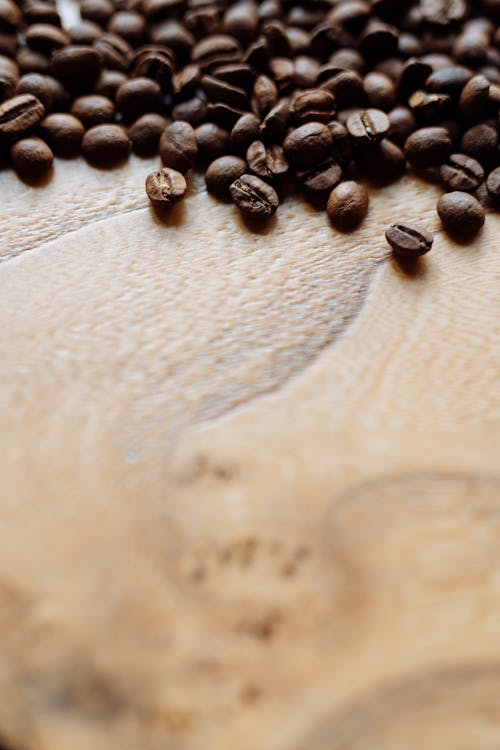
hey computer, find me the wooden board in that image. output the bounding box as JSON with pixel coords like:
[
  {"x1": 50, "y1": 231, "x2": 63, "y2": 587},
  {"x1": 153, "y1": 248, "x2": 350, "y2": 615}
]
[{"x1": 0, "y1": 151, "x2": 499, "y2": 750}]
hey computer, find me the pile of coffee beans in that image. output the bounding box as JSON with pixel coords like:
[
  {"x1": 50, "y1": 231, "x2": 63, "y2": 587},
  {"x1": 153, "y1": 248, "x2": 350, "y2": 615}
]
[{"x1": 1, "y1": 0, "x2": 500, "y2": 247}]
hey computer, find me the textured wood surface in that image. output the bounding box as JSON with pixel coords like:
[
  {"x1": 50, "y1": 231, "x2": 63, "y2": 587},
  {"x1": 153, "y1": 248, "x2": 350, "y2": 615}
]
[{"x1": 0, "y1": 152, "x2": 499, "y2": 750}]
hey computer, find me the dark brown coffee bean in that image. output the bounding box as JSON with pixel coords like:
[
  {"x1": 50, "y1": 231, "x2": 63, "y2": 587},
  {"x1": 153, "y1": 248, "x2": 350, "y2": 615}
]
[
  {"x1": 150, "y1": 21, "x2": 194, "y2": 63},
  {"x1": 408, "y1": 90, "x2": 452, "y2": 121},
  {"x1": 440, "y1": 153, "x2": 485, "y2": 191},
  {"x1": 460, "y1": 122, "x2": 498, "y2": 165},
  {"x1": 201, "y1": 74, "x2": 249, "y2": 109},
  {"x1": 211, "y1": 63, "x2": 254, "y2": 92},
  {"x1": 355, "y1": 138, "x2": 406, "y2": 181},
  {"x1": 397, "y1": 58, "x2": 433, "y2": 100},
  {"x1": 116, "y1": 77, "x2": 163, "y2": 121},
  {"x1": 128, "y1": 112, "x2": 166, "y2": 156},
  {"x1": 329, "y1": 48, "x2": 365, "y2": 73},
  {"x1": 292, "y1": 88, "x2": 336, "y2": 124},
  {"x1": 39, "y1": 112, "x2": 84, "y2": 156},
  {"x1": 25, "y1": 23, "x2": 70, "y2": 54},
  {"x1": 172, "y1": 63, "x2": 200, "y2": 98},
  {"x1": 246, "y1": 140, "x2": 288, "y2": 180},
  {"x1": 294, "y1": 55, "x2": 319, "y2": 88},
  {"x1": 195, "y1": 122, "x2": 230, "y2": 162},
  {"x1": 10, "y1": 135, "x2": 53, "y2": 178},
  {"x1": 363, "y1": 72, "x2": 396, "y2": 111},
  {"x1": 421, "y1": 0, "x2": 468, "y2": 26},
  {"x1": 142, "y1": 0, "x2": 184, "y2": 23},
  {"x1": 388, "y1": 106, "x2": 416, "y2": 145},
  {"x1": 286, "y1": 27, "x2": 310, "y2": 55},
  {"x1": 107, "y1": 11, "x2": 147, "y2": 46},
  {"x1": 51, "y1": 45, "x2": 101, "y2": 83},
  {"x1": 425, "y1": 65, "x2": 472, "y2": 95},
  {"x1": 385, "y1": 223, "x2": 434, "y2": 257},
  {"x1": 296, "y1": 156, "x2": 342, "y2": 194},
  {"x1": 0, "y1": 0, "x2": 21, "y2": 31},
  {"x1": 283, "y1": 121, "x2": 333, "y2": 167},
  {"x1": 453, "y1": 29, "x2": 489, "y2": 66},
  {"x1": 130, "y1": 45, "x2": 175, "y2": 92},
  {"x1": 70, "y1": 94, "x2": 114, "y2": 128},
  {"x1": 172, "y1": 96, "x2": 207, "y2": 125},
  {"x1": 346, "y1": 108, "x2": 389, "y2": 144},
  {"x1": 230, "y1": 111, "x2": 259, "y2": 152},
  {"x1": 205, "y1": 154, "x2": 246, "y2": 198},
  {"x1": 327, "y1": 180, "x2": 369, "y2": 229},
  {"x1": 268, "y1": 56, "x2": 294, "y2": 93},
  {"x1": 94, "y1": 69, "x2": 127, "y2": 100},
  {"x1": 486, "y1": 167, "x2": 500, "y2": 202},
  {"x1": 328, "y1": 120, "x2": 353, "y2": 165},
  {"x1": 359, "y1": 19, "x2": 398, "y2": 61},
  {"x1": 253, "y1": 73, "x2": 277, "y2": 116},
  {"x1": 404, "y1": 125, "x2": 452, "y2": 168},
  {"x1": 94, "y1": 33, "x2": 130, "y2": 72},
  {"x1": 222, "y1": 1, "x2": 259, "y2": 44},
  {"x1": 230, "y1": 173, "x2": 279, "y2": 218},
  {"x1": 146, "y1": 167, "x2": 186, "y2": 206},
  {"x1": 0, "y1": 54, "x2": 19, "y2": 100},
  {"x1": 23, "y1": 1, "x2": 61, "y2": 28},
  {"x1": 327, "y1": 0, "x2": 370, "y2": 30},
  {"x1": 45, "y1": 74, "x2": 69, "y2": 110},
  {"x1": 0, "y1": 93, "x2": 44, "y2": 137},
  {"x1": 437, "y1": 190, "x2": 485, "y2": 236},
  {"x1": 192, "y1": 35, "x2": 242, "y2": 73},
  {"x1": 82, "y1": 123, "x2": 130, "y2": 166},
  {"x1": 69, "y1": 21, "x2": 102, "y2": 45},
  {"x1": 262, "y1": 19, "x2": 291, "y2": 58},
  {"x1": 17, "y1": 48, "x2": 50, "y2": 74},
  {"x1": 259, "y1": 99, "x2": 290, "y2": 141},
  {"x1": 15, "y1": 72, "x2": 53, "y2": 111},
  {"x1": 207, "y1": 101, "x2": 246, "y2": 128},
  {"x1": 80, "y1": 0, "x2": 114, "y2": 26},
  {"x1": 159, "y1": 120, "x2": 197, "y2": 172},
  {"x1": 318, "y1": 67, "x2": 365, "y2": 108}
]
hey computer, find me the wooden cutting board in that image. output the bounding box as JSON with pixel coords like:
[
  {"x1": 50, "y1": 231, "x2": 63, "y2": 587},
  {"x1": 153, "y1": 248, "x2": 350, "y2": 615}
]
[{"x1": 0, "y1": 152, "x2": 499, "y2": 749}]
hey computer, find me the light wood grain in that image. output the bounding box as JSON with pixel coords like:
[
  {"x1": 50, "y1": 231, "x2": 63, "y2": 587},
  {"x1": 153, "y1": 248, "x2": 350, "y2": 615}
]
[{"x1": 0, "y1": 152, "x2": 499, "y2": 750}]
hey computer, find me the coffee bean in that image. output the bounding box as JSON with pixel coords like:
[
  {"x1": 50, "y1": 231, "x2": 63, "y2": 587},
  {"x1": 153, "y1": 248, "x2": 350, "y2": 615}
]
[
  {"x1": 150, "y1": 21, "x2": 194, "y2": 63},
  {"x1": 363, "y1": 71, "x2": 396, "y2": 111},
  {"x1": 0, "y1": 93, "x2": 44, "y2": 137},
  {"x1": 404, "y1": 125, "x2": 452, "y2": 167},
  {"x1": 318, "y1": 67, "x2": 365, "y2": 108},
  {"x1": 10, "y1": 134, "x2": 53, "y2": 178},
  {"x1": 130, "y1": 45, "x2": 175, "y2": 92},
  {"x1": 222, "y1": 1, "x2": 259, "y2": 44},
  {"x1": 172, "y1": 96, "x2": 207, "y2": 125},
  {"x1": 129, "y1": 112, "x2": 167, "y2": 156},
  {"x1": 459, "y1": 74, "x2": 490, "y2": 121},
  {"x1": 192, "y1": 35, "x2": 242, "y2": 73},
  {"x1": 94, "y1": 70, "x2": 127, "y2": 100},
  {"x1": 94, "y1": 33, "x2": 130, "y2": 72},
  {"x1": 355, "y1": 138, "x2": 406, "y2": 181},
  {"x1": 146, "y1": 167, "x2": 186, "y2": 206},
  {"x1": 0, "y1": 54, "x2": 19, "y2": 100},
  {"x1": 51, "y1": 45, "x2": 101, "y2": 82},
  {"x1": 15, "y1": 72, "x2": 53, "y2": 111},
  {"x1": 80, "y1": 0, "x2": 113, "y2": 26},
  {"x1": 0, "y1": 0, "x2": 21, "y2": 31},
  {"x1": 253, "y1": 74, "x2": 277, "y2": 116},
  {"x1": 201, "y1": 74, "x2": 249, "y2": 109},
  {"x1": 296, "y1": 156, "x2": 342, "y2": 194},
  {"x1": 39, "y1": 112, "x2": 84, "y2": 156},
  {"x1": 159, "y1": 120, "x2": 197, "y2": 172},
  {"x1": 230, "y1": 112, "x2": 260, "y2": 152},
  {"x1": 205, "y1": 154, "x2": 246, "y2": 198},
  {"x1": 18, "y1": 48, "x2": 50, "y2": 75},
  {"x1": 421, "y1": 0, "x2": 468, "y2": 26},
  {"x1": 397, "y1": 59, "x2": 433, "y2": 100},
  {"x1": 23, "y1": 2, "x2": 61, "y2": 28},
  {"x1": 409, "y1": 90, "x2": 451, "y2": 121},
  {"x1": 437, "y1": 190, "x2": 485, "y2": 236},
  {"x1": 108, "y1": 11, "x2": 147, "y2": 47},
  {"x1": 283, "y1": 121, "x2": 333, "y2": 167},
  {"x1": 195, "y1": 122, "x2": 230, "y2": 162},
  {"x1": 116, "y1": 77, "x2": 163, "y2": 122},
  {"x1": 230, "y1": 173, "x2": 279, "y2": 218},
  {"x1": 486, "y1": 167, "x2": 500, "y2": 203},
  {"x1": 294, "y1": 55, "x2": 319, "y2": 88},
  {"x1": 326, "y1": 180, "x2": 369, "y2": 229},
  {"x1": 211, "y1": 63, "x2": 255, "y2": 92},
  {"x1": 259, "y1": 99, "x2": 290, "y2": 141},
  {"x1": 292, "y1": 88, "x2": 336, "y2": 124},
  {"x1": 346, "y1": 108, "x2": 389, "y2": 144},
  {"x1": 440, "y1": 153, "x2": 485, "y2": 191},
  {"x1": 388, "y1": 105, "x2": 416, "y2": 145},
  {"x1": 328, "y1": 120, "x2": 353, "y2": 165},
  {"x1": 82, "y1": 123, "x2": 130, "y2": 166},
  {"x1": 69, "y1": 21, "x2": 102, "y2": 45},
  {"x1": 246, "y1": 140, "x2": 288, "y2": 180},
  {"x1": 425, "y1": 65, "x2": 472, "y2": 95},
  {"x1": 70, "y1": 94, "x2": 114, "y2": 128},
  {"x1": 460, "y1": 122, "x2": 498, "y2": 165},
  {"x1": 25, "y1": 23, "x2": 70, "y2": 54},
  {"x1": 385, "y1": 223, "x2": 434, "y2": 257}
]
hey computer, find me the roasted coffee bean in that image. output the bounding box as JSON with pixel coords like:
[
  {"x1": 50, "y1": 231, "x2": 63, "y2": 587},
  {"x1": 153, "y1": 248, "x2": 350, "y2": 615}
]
[
  {"x1": 459, "y1": 74, "x2": 492, "y2": 120},
  {"x1": 318, "y1": 68, "x2": 365, "y2": 108},
  {"x1": 17, "y1": 48, "x2": 50, "y2": 74},
  {"x1": 327, "y1": 180, "x2": 369, "y2": 229},
  {"x1": 195, "y1": 121, "x2": 230, "y2": 162},
  {"x1": 397, "y1": 59, "x2": 433, "y2": 100},
  {"x1": 172, "y1": 64, "x2": 200, "y2": 98},
  {"x1": 45, "y1": 74, "x2": 69, "y2": 110},
  {"x1": 283, "y1": 121, "x2": 333, "y2": 167},
  {"x1": 80, "y1": 0, "x2": 114, "y2": 26},
  {"x1": 230, "y1": 111, "x2": 259, "y2": 152},
  {"x1": 328, "y1": 1, "x2": 370, "y2": 30},
  {"x1": 142, "y1": 0, "x2": 185, "y2": 23},
  {"x1": 0, "y1": 54, "x2": 19, "y2": 100},
  {"x1": 108, "y1": 11, "x2": 147, "y2": 47},
  {"x1": 150, "y1": 21, "x2": 194, "y2": 63},
  {"x1": 404, "y1": 125, "x2": 452, "y2": 167},
  {"x1": 296, "y1": 156, "x2": 342, "y2": 194},
  {"x1": 69, "y1": 21, "x2": 102, "y2": 45},
  {"x1": 268, "y1": 57, "x2": 294, "y2": 93},
  {"x1": 292, "y1": 88, "x2": 336, "y2": 124},
  {"x1": 294, "y1": 55, "x2": 319, "y2": 88},
  {"x1": 246, "y1": 140, "x2": 288, "y2": 180},
  {"x1": 191, "y1": 35, "x2": 242, "y2": 73},
  {"x1": 259, "y1": 99, "x2": 290, "y2": 141},
  {"x1": 486, "y1": 167, "x2": 500, "y2": 203},
  {"x1": 116, "y1": 77, "x2": 163, "y2": 121},
  {"x1": 94, "y1": 70, "x2": 127, "y2": 99},
  {"x1": 0, "y1": 93, "x2": 44, "y2": 136},
  {"x1": 39, "y1": 112, "x2": 84, "y2": 156},
  {"x1": 51, "y1": 45, "x2": 100, "y2": 82},
  {"x1": 172, "y1": 96, "x2": 207, "y2": 125},
  {"x1": 205, "y1": 154, "x2": 246, "y2": 198},
  {"x1": 359, "y1": 19, "x2": 398, "y2": 61},
  {"x1": 10, "y1": 134, "x2": 53, "y2": 177},
  {"x1": 129, "y1": 112, "x2": 167, "y2": 156},
  {"x1": 146, "y1": 166, "x2": 186, "y2": 205},
  {"x1": 23, "y1": 1, "x2": 61, "y2": 28},
  {"x1": 230, "y1": 173, "x2": 279, "y2": 218},
  {"x1": 453, "y1": 28, "x2": 489, "y2": 66},
  {"x1": 159, "y1": 120, "x2": 197, "y2": 172},
  {"x1": 346, "y1": 108, "x2": 389, "y2": 144},
  {"x1": 222, "y1": 1, "x2": 259, "y2": 44},
  {"x1": 440, "y1": 153, "x2": 485, "y2": 191},
  {"x1": 388, "y1": 105, "x2": 416, "y2": 145},
  {"x1": 25, "y1": 23, "x2": 70, "y2": 54},
  {"x1": 363, "y1": 71, "x2": 396, "y2": 111},
  {"x1": 0, "y1": 0, "x2": 21, "y2": 31},
  {"x1": 211, "y1": 63, "x2": 254, "y2": 92},
  {"x1": 82, "y1": 123, "x2": 130, "y2": 166},
  {"x1": 201, "y1": 74, "x2": 249, "y2": 109},
  {"x1": 409, "y1": 89, "x2": 451, "y2": 121},
  {"x1": 286, "y1": 27, "x2": 310, "y2": 55},
  {"x1": 460, "y1": 122, "x2": 498, "y2": 165},
  {"x1": 262, "y1": 20, "x2": 291, "y2": 58},
  {"x1": 253, "y1": 74, "x2": 277, "y2": 116},
  {"x1": 355, "y1": 138, "x2": 406, "y2": 181},
  {"x1": 94, "y1": 33, "x2": 130, "y2": 72},
  {"x1": 130, "y1": 45, "x2": 175, "y2": 91},
  {"x1": 421, "y1": 0, "x2": 468, "y2": 26},
  {"x1": 385, "y1": 223, "x2": 434, "y2": 257},
  {"x1": 425, "y1": 65, "x2": 472, "y2": 95},
  {"x1": 329, "y1": 120, "x2": 353, "y2": 165},
  {"x1": 70, "y1": 93, "x2": 114, "y2": 127},
  {"x1": 437, "y1": 190, "x2": 485, "y2": 236},
  {"x1": 15, "y1": 72, "x2": 52, "y2": 111},
  {"x1": 208, "y1": 101, "x2": 246, "y2": 128}
]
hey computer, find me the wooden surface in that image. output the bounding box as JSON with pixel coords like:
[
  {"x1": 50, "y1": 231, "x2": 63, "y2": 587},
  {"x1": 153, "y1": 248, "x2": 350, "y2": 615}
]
[{"x1": 0, "y1": 151, "x2": 500, "y2": 750}]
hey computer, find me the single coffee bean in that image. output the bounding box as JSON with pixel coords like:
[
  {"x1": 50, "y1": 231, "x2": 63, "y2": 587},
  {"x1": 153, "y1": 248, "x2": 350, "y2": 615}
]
[
  {"x1": 222, "y1": 1, "x2": 259, "y2": 44},
  {"x1": 283, "y1": 121, "x2": 333, "y2": 167},
  {"x1": 94, "y1": 32, "x2": 130, "y2": 72},
  {"x1": 200, "y1": 74, "x2": 249, "y2": 110},
  {"x1": 437, "y1": 190, "x2": 485, "y2": 236},
  {"x1": 425, "y1": 65, "x2": 472, "y2": 95},
  {"x1": 230, "y1": 173, "x2": 279, "y2": 218},
  {"x1": 0, "y1": 93, "x2": 44, "y2": 137},
  {"x1": 385, "y1": 223, "x2": 434, "y2": 258},
  {"x1": 440, "y1": 153, "x2": 485, "y2": 192},
  {"x1": 205, "y1": 154, "x2": 246, "y2": 199},
  {"x1": 17, "y1": 48, "x2": 50, "y2": 75},
  {"x1": 191, "y1": 34, "x2": 242, "y2": 72},
  {"x1": 460, "y1": 122, "x2": 498, "y2": 165},
  {"x1": 70, "y1": 94, "x2": 114, "y2": 128},
  {"x1": 318, "y1": 68, "x2": 365, "y2": 109},
  {"x1": 115, "y1": 77, "x2": 163, "y2": 121},
  {"x1": 0, "y1": 0, "x2": 21, "y2": 31},
  {"x1": 356, "y1": 139, "x2": 406, "y2": 182},
  {"x1": 211, "y1": 63, "x2": 255, "y2": 92},
  {"x1": 363, "y1": 71, "x2": 396, "y2": 111},
  {"x1": 107, "y1": 11, "x2": 147, "y2": 47},
  {"x1": 292, "y1": 88, "x2": 336, "y2": 124},
  {"x1": 459, "y1": 74, "x2": 490, "y2": 122},
  {"x1": 94, "y1": 70, "x2": 127, "y2": 100},
  {"x1": 326, "y1": 180, "x2": 369, "y2": 229},
  {"x1": 82, "y1": 123, "x2": 130, "y2": 166},
  {"x1": 80, "y1": 0, "x2": 114, "y2": 26},
  {"x1": 69, "y1": 20, "x2": 102, "y2": 45},
  {"x1": 346, "y1": 108, "x2": 389, "y2": 144},
  {"x1": 294, "y1": 55, "x2": 319, "y2": 88},
  {"x1": 408, "y1": 90, "x2": 451, "y2": 121},
  {"x1": 397, "y1": 59, "x2": 433, "y2": 100},
  {"x1": 146, "y1": 166, "x2": 186, "y2": 206},
  {"x1": 50, "y1": 45, "x2": 101, "y2": 82},
  {"x1": 259, "y1": 99, "x2": 290, "y2": 142},
  {"x1": 128, "y1": 112, "x2": 167, "y2": 156},
  {"x1": 171, "y1": 96, "x2": 207, "y2": 125},
  {"x1": 159, "y1": 120, "x2": 197, "y2": 172},
  {"x1": 0, "y1": 54, "x2": 19, "y2": 100},
  {"x1": 10, "y1": 135, "x2": 53, "y2": 178},
  {"x1": 23, "y1": 1, "x2": 61, "y2": 27},
  {"x1": 253, "y1": 73, "x2": 277, "y2": 116},
  {"x1": 194, "y1": 122, "x2": 230, "y2": 162},
  {"x1": 329, "y1": 120, "x2": 353, "y2": 165},
  {"x1": 39, "y1": 112, "x2": 84, "y2": 156},
  {"x1": 150, "y1": 20, "x2": 194, "y2": 63},
  {"x1": 246, "y1": 140, "x2": 288, "y2": 180},
  {"x1": 130, "y1": 45, "x2": 175, "y2": 91},
  {"x1": 296, "y1": 156, "x2": 342, "y2": 194},
  {"x1": 486, "y1": 167, "x2": 500, "y2": 203},
  {"x1": 25, "y1": 23, "x2": 70, "y2": 54},
  {"x1": 230, "y1": 111, "x2": 260, "y2": 152},
  {"x1": 421, "y1": 0, "x2": 468, "y2": 26},
  {"x1": 404, "y1": 125, "x2": 452, "y2": 168},
  {"x1": 388, "y1": 105, "x2": 416, "y2": 145},
  {"x1": 15, "y1": 72, "x2": 52, "y2": 111}
]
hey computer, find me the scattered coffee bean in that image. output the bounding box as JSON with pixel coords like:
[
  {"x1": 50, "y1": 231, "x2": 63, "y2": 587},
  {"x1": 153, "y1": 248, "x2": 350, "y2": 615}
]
[
  {"x1": 283, "y1": 121, "x2": 333, "y2": 167},
  {"x1": 246, "y1": 140, "x2": 288, "y2": 180},
  {"x1": 230, "y1": 173, "x2": 279, "y2": 218},
  {"x1": 404, "y1": 126, "x2": 452, "y2": 168},
  {"x1": 0, "y1": 93, "x2": 45, "y2": 137},
  {"x1": 296, "y1": 156, "x2": 342, "y2": 195},
  {"x1": 386, "y1": 223, "x2": 434, "y2": 258},
  {"x1": 159, "y1": 120, "x2": 198, "y2": 173},
  {"x1": 326, "y1": 181, "x2": 369, "y2": 229},
  {"x1": 486, "y1": 167, "x2": 500, "y2": 203},
  {"x1": 10, "y1": 135, "x2": 53, "y2": 178},
  {"x1": 146, "y1": 167, "x2": 186, "y2": 206},
  {"x1": 70, "y1": 94, "x2": 114, "y2": 128},
  {"x1": 460, "y1": 122, "x2": 498, "y2": 165},
  {"x1": 82, "y1": 123, "x2": 130, "y2": 166},
  {"x1": 346, "y1": 108, "x2": 390, "y2": 144},
  {"x1": 195, "y1": 122, "x2": 230, "y2": 162},
  {"x1": 205, "y1": 154, "x2": 247, "y2": 199},
  {"x1": 440, "y1": 153, "x2": 485, "y2": 192},
  {"x1": 437, "y1": 190, "x2": 485, "y2": 236},
  {"x1": 39, "y1": 112, "x2": 84, "y2": 156},
  {"x1": 128, "y1": 112, "x2": 167, "y2": 157}
]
